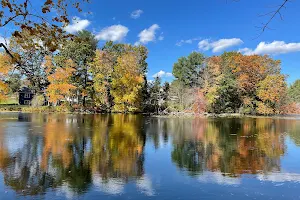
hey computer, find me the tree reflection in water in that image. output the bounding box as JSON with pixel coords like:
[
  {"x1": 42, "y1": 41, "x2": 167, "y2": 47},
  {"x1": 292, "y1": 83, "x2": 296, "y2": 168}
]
[
  {"x1": 0, "y1": 113, "x2": 146, "y2": 196},
  {"x1": 0, "y1": 113, "x2": 299, "y2": 197},
  {"x1": 169, "y1": 118, "x2": 287, "y2": 177}
]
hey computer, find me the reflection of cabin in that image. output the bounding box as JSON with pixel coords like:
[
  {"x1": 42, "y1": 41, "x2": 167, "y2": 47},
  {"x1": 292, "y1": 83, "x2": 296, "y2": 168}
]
[{"x1": 18, "y1": 87, "x2": 35, "y2": 105}]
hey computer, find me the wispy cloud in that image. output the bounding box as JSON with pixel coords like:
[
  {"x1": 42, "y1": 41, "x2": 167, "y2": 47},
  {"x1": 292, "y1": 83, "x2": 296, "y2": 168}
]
[
  {"x1": 176, "y1": 38, "x2": 200, "y2": 46},
  {"x1": 257, "y1": 173, "x2": 300, "y2": 183},
  {"x1": 198, "y1": 38, "x2": 243, "y2": 52},
  {"x1": 158, "y1": 32, "x2": 164, "y2": 41},
  {"x1": 64, "y1": 17, "x2": 91, "y2": 34},
  {"x1": 131, "y1": 9, "x2": 143, "y2": 19},
  {"x1": 135, "y1": 24, "x2": 160, "y2": 45},
  {"x1": 239, "y1": 41, "x2": 300, "y2": 55},
  {"x1": 152, "y1": 70, "x2": 173, "y2": 78},
  {"x1": 95, "y1": 25, "x2": 129, "y2": 42},
  {"x1": 82, "y1": 12, "x2": 93, "y2": 17}
]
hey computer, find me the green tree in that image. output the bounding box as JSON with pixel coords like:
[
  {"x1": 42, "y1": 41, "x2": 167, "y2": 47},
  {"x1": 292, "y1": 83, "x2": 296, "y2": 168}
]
[
  {"x1": 288, "y1": 80, "x2": 300, "y2": 103},
  {"x1": 149, "y1": 76, "x2": 162, "y2": 113},
  {"x1": 208, "y1": 71, "x2": 241, "y2": 113},
  {"x1": 162, "y1": 82, "x2": 170, "y2": 108},
  {"x1": 6, "y1": 74, "x2": 21, "y2": 93},
  {"x1": 89, "y1": 50, "x2": 113, "y2": 110},
  {"x1": 172, "y1": 52, "x2": 205, "y2": 87}
]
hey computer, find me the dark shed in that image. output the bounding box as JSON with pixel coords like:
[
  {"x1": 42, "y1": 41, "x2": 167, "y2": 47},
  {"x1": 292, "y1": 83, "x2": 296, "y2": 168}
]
[{"x1": 18, "y1": 87, "x2": 35, "y2": 105}]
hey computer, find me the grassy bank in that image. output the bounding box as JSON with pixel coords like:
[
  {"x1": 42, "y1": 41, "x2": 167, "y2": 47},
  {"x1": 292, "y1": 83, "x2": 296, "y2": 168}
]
[
  {"x1": 1, "y1": 105, "x2": 299, "y2": 120},
  {"x1": 0, "y1": 105, "x2": 74, "y2": 113}
]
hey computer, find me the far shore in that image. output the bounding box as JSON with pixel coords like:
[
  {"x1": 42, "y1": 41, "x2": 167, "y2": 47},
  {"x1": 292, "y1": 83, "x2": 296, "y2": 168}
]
[
  {"x1": 152, "y1": 112, "x2": 300, "y2": 120},
  {"x1": 0, "y1": 109, "x2": 300, "y2": 120}
]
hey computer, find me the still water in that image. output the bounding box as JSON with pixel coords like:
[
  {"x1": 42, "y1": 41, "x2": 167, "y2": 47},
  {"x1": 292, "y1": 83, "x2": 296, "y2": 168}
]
[{"x1": 0, "y1": 113, "x2": 300, "y2": 199}]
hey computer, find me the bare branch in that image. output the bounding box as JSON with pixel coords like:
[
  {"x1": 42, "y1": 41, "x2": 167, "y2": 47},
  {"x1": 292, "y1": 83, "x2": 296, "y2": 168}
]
[{"x1": 261, "y1": 0, "x2": 290, "y2": 32}]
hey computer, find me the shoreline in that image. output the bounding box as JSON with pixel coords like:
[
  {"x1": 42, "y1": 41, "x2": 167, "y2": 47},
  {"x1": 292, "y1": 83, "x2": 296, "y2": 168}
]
[
  {"x1": 0, "y1": 109, "x2": 300, "y2": 120},
  {"x1": 152, "y1": 112, "x2": 300, "y2": 120}
]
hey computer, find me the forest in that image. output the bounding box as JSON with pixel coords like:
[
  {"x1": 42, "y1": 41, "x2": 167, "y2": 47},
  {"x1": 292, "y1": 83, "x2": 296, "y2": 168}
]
[{"x1": 0, "y1": 30, "x2": 299, "y2": 115}]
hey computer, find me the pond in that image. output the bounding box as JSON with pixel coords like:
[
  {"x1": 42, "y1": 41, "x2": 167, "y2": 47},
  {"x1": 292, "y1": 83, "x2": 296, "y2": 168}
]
[{"x1": 0, "y1": 113, "x2": 300, "y2": 200}]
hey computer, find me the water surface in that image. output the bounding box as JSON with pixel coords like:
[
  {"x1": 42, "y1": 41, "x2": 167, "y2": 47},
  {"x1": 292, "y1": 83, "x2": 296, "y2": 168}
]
[{"x1": 0, "y1": 113, "x2": 300, "y2": 199}]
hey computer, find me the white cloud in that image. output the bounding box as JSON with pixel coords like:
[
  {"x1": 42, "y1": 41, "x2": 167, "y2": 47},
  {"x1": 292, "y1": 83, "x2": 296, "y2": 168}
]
[
  {"x1": 95, "y1": 25, "x2": 129, "y2": 42},
  {"x1": 56, "y1": 183, "x2": 77, "y2": 199},
  {"x1": 176, "y1": 38, "x2": 200, "y2": 46},
  {"x1": 64, "y1": 17, "x2": 91, "y2": 33},
  {"x1": 136, "y1": 175, "x2": 155, "y2": 196},
  {"x1": 238, "y1": 48, "x2": 252, "y2": 55},
  {"x1": 137, "y1": 24, "x2": 160, "y2": 44},
  {"x1": 152, "y1": 70, "x2": 173, "y2": 78},
  {"x1": 239, "y1": 41, "x2": 300, "y2": 55},
  {"x1": 92, "y1": 174, "x2": 125, "y2": 195},
  {"x1": 131, "y1": 9, "x2": 143, "y2": 19},
  {"x1": 198, "y1": 38, "x2": 243, "y2": 52}
]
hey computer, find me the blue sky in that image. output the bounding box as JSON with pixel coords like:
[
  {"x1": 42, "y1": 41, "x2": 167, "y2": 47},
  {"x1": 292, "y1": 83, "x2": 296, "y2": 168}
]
[{"x1": 1, "y1": 0, "x2": 300, "y2": 84}]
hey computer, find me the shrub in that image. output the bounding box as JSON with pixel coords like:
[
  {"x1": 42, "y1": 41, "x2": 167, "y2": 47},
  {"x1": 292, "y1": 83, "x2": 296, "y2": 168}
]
[{"x1": 31, "y1": 95, "x2": 45, "y2": 107}]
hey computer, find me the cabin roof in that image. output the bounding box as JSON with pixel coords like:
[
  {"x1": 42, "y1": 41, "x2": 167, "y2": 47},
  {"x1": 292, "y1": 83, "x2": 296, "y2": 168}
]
[{"x1": 18, "y1": 87, "x2": 34, "y2": 93}]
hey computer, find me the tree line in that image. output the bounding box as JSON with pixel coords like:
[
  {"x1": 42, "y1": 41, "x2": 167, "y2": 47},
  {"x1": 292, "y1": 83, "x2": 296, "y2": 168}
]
[
  {"x1": 168, "y1": 51, "x2": 300, "y2": 115},
  {"x1": 0, "y1": 30, "x2": 299, "y2": 115}
]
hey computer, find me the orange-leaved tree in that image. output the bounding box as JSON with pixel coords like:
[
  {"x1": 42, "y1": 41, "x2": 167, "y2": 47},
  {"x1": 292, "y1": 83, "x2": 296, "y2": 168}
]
[
  {"x1": 46, "y1": 57, "x2": 76, "y2": 105},
  {"x1": 232, "y1": 54, "x2": 281, "y2": 96}
]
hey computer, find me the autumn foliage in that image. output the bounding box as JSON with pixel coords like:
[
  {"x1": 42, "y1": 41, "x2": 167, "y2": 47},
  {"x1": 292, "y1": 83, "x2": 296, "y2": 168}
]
[
  {"x1": 111, "y1": 53, "x2": 144, "y2": 112},
  {"x1": 170, "y1": 51, "x2": 297, "y2": 115},
  {"x1": 0, "y1": 29, "x2": 298, "y2": 116},
  {"x1": 0, "y1": 53, "x2": 12, "y2": 102},
  {"x1": 46, "y1": 57, "x2": 76, "y2": 104}
]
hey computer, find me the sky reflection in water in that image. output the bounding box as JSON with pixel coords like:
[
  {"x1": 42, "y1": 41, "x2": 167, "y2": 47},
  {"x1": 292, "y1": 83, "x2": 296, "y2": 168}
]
[{"x1": 0, "y1": 113, "x2": 300, "y2": 199}]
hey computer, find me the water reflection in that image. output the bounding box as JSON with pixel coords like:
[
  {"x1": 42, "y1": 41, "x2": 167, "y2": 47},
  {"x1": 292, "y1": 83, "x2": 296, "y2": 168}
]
[
  {"x1": 0, "y1": 114, "x2": 146, "y2": 196},
  {"x1": 0, "y1": 113, "x2": 299, "y2": 198},
  {"x1": 169, "y1": 118, "x2": 286, "y2": 177}
]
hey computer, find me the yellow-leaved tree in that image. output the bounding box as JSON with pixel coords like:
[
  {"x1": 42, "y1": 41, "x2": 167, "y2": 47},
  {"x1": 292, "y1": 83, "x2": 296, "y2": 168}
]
[
  {"x1": 0, "y1": 53, "x2": 12, "y2": 102},
  {"x1": 257, "y1": 74, "x2": 287, "y2": 115},
  {"x1": 111, "y1": 53, "x2": 144, "y2": 112},
  {"x1": 46, "y1": 57, "x2": 76, "y2": 105}
]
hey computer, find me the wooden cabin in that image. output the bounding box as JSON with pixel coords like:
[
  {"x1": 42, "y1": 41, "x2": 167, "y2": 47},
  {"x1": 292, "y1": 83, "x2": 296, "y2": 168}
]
[{"x1": 18, "y1": 87, "x2": 35, "y2": 105}]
